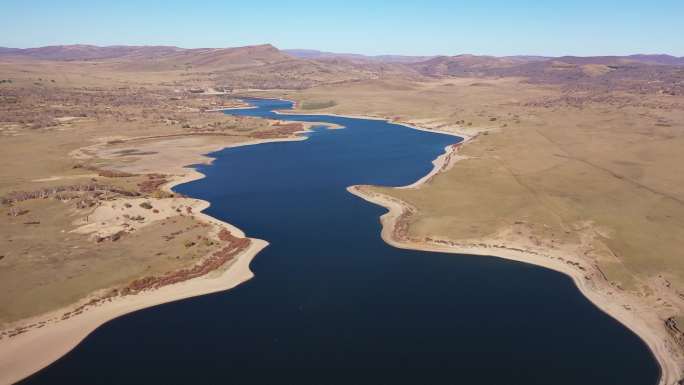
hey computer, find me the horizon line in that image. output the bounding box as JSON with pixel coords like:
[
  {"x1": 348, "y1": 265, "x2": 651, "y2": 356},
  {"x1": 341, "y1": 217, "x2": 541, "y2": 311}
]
[{"x1": 1, "y1": 43, "x2": 682, "y2": 59}]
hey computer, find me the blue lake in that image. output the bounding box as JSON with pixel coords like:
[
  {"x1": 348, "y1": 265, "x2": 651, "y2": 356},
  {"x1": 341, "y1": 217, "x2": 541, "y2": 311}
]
[{"x1": 23, "y1": 98, "x2": 660, "y2": 384}]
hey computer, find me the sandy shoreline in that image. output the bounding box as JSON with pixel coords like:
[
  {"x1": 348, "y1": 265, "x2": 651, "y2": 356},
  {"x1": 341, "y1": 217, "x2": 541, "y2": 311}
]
[
  {"x1": 0, "y1": 119, "x2": 323, "y2": 384},
  {"x1": 344, "y1": 133, "x2": 682, "y2": 385},
  {"x1": 1, "y1": 100, "x2": 680, "y2": 384},
  {"x1": 205, "y1": 105, "x2": 257, "y2": 112},
  {"x1": 253, "y1": 102, "x2": 684, "y2": 383},
  {"x1": 274, "y1": 104, "x2": 683, "y2": 383},
  {"x1": 0, "y1": 238, "x2": 266, "y2": 385}
]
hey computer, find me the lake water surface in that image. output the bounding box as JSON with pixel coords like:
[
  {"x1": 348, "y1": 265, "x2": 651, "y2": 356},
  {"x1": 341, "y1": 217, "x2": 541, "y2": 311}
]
[{"x1": 23, "y1": 98, "x2": 660, "y2": 384}]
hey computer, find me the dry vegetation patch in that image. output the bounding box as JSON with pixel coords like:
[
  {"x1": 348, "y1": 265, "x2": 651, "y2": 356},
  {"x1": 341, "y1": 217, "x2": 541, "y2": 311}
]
[{"x1": 0, "y1": 59, "x2": 295, "y2": 328}]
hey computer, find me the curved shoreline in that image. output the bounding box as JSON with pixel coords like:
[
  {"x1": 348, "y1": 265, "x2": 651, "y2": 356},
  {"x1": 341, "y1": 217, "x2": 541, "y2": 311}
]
[
  {"x1": 270, "y1": 102, "x2": 682, "y2": 383},
  {"x1": 0, "y1": 127, "x2": 317, "y2": 384},
  {"x1": 344, "y1": 135, "x2": 681, "y2": 385},
  {"x1": 1, "y1": 100, "x2": 679, "y2": 384}
]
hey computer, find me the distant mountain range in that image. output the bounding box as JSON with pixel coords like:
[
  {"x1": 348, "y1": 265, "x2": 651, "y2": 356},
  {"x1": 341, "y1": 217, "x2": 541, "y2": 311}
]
[
  {"x1": 283, "y1": 49, "x2": 684, "y2": 67},
  {"x1": 283, "y1": 49, "x2": 436, "y2": 64},
  {"x1": 1, "y1": 44, "x2": 682, "y2": 66},
  {"x1": 1, "y1": 44, "x2": 682, "y2": 91},
  {"x1": 0, "y1": 44, "x2": 289, "y2": 66}
]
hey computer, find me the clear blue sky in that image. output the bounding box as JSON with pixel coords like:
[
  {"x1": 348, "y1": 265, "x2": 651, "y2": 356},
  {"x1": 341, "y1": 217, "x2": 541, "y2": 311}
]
[{"x1": 2, "y1": 0, "x2": 683, "y2": 56}]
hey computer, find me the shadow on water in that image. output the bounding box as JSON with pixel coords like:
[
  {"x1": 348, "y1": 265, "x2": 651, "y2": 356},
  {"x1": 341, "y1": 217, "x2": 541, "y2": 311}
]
[{"x1": 23, "y1": 98, "x2": 660, "y2": 385}]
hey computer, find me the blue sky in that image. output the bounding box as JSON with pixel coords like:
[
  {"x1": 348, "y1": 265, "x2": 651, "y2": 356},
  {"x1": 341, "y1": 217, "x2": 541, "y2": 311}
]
[{"x1": 2, "y1": 0, "x2": 683, "y2": 56}]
